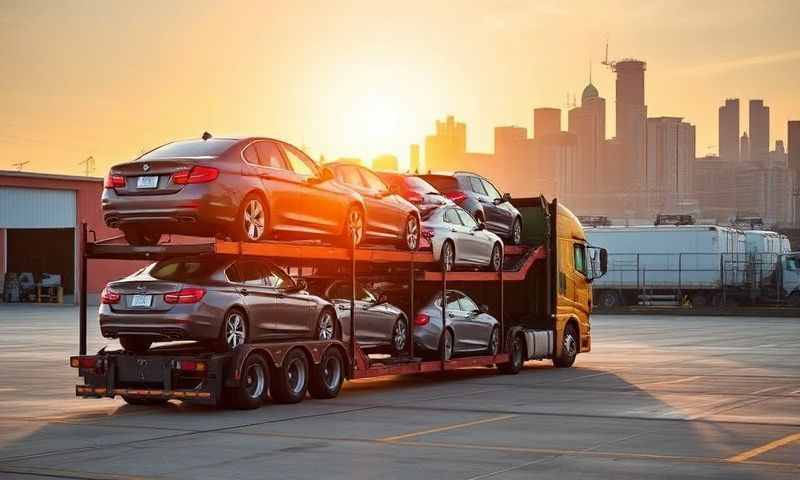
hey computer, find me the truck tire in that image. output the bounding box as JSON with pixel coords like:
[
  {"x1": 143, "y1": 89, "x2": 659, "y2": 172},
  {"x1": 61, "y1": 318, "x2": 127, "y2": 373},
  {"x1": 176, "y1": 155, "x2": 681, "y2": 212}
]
[
  {"x1": 498, "y1": 334, "x2": 524, "y2": 374},
  {"x1": 271, "y1": 349, "x2": 309, "y2": 404},
  {"x1": 691, "y1": 292, "x2": 709, "y2": 308},
  {"x1": 309, "y1": 348, "x2": 345, "y2": 399},
  {"x1": 553, "y1": 324, "x2": 578, "y2": 368},
  {"x1": 598, "y1": 291, "x2": 620, "y2": 308},
  {"x1": 227, "y1": 353, "x2": 270, "y2": 410}
]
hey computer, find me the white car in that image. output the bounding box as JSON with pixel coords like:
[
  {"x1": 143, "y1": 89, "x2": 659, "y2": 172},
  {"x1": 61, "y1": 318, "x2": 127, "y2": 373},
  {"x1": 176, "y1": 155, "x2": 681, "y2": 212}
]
[{"x1": 422, "y1": 205, "x2": 504, "y2": 271}]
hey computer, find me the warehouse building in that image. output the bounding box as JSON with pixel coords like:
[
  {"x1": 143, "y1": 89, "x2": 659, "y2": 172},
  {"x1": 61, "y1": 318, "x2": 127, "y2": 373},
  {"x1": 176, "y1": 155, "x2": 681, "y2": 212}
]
[{"x1": 0, "y1": 170, "x2": 143, "y2": 304}]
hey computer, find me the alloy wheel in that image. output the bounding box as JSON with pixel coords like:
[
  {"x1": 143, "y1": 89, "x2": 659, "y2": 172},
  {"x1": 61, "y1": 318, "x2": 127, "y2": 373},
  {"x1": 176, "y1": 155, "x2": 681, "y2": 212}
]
[
  {"x1": 512, "y1": 220, "x2": 521, "y2": 245},
  {"x1": 393, "y1": 318, "x2": 407, "y2": 352},
  {"x1": 347, "y1": 209, "x2": 364, "y2": 246},
  {"x1": 443, "y1": 330, "x2": 454, "y2": 361},
  {"x1": 442, "y1": 242, "x2": 454, "y2": 271},
  {"x1": 491, "y1": 244, "x2": 502, "y2": 271},
  {"x1": 563, "y1": 330, "x2": 577, "y2": 358},
  {"x1": 489, "y1": 328, "x2": 499, "y2": 355},
  {"x1": 318, "y1": 312, "x2": 335, "y2": 340},
  {"x1": 225, "y1": 312, "x2": 246, "y2": 349},
  {"x1": 243, "y1": 199, "x2": 265, "y2": 241},
  {"x1": 405, "y1": 217, "x2": 419, "y2": 250}
]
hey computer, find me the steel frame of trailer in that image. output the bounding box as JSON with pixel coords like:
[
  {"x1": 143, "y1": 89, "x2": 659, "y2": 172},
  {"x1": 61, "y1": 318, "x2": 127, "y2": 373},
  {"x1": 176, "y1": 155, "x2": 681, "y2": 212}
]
[{"x1": 73, "y1": 223, "x2": 548, "y2": 405}]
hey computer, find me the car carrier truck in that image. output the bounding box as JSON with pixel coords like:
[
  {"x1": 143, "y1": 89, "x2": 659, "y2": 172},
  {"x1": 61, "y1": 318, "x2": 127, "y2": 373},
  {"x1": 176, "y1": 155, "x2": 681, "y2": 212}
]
[{"x1": 71, "y1": 197, "x2": 607, "y2": 409}]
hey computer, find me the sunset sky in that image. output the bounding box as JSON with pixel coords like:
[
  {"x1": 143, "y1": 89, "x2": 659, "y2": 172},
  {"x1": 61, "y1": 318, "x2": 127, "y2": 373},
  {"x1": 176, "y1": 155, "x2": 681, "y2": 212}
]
[{"x1": 1, "y1": 0, "x2": 799, "y2": 175}]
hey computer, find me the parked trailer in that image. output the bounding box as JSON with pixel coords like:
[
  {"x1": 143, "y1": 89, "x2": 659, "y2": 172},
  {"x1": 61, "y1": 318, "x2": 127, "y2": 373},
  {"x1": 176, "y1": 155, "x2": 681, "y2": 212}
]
[
  {"x1": 72, "y1": 197, "x2": 604, "y2": 408},
  {"x1": 586, "y1": 225, "x2": 748, "y2": 307}
]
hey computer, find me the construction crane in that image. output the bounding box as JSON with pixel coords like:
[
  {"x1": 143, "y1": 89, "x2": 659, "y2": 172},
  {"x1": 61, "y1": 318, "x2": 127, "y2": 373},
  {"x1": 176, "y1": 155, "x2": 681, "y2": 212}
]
[
  {"x1": 11, "y1": 160, "x2": 30, "y2": 171},
  {"x1": 78, "y1": 156, "x2": 95, "y2": 176}
]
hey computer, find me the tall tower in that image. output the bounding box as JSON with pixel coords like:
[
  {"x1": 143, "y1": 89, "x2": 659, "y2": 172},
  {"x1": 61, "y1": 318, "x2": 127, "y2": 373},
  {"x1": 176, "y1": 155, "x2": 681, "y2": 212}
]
[
  {"x1": 749, "y1": 100, "x2": 770, "y2": 163},
  {"x1": 740, "y1": 131, "x2": 751, "y2": 163},
  {"x1": 533, "y1": 108, "x2": 561, "y2": 138},
  {"x1": 612, "y1": 60, "x2": 648, "y2": 190},
  {"x1": 718, "y1": 99, "x2": 740, "y2": 163},
  {"x1": 568, "y1": 81, "x2": 606, "y2": 194}
]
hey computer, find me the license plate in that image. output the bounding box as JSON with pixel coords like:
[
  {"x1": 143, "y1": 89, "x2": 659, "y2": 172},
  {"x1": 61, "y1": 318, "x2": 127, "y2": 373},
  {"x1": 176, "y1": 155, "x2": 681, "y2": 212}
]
[
  {"x1": 130, "y1": 294, "x2": 152, "y2": 307},
  {"x1": 137, "y1": 176, "x2": 159, "y2": 189}
]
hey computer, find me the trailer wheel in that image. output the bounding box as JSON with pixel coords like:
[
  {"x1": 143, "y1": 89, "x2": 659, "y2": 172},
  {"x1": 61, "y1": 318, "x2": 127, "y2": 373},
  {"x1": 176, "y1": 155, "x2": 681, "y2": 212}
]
[
  {"x1": 227, "y1": 353, "x2": 270, "y2": 410},
  {"x1": 691, "y1": 292, "x2": 709, "y2": 308},
  {"x1": 498, "y1": 334, "x2": 524, "y2": 374},
  {"x1": 553, "y1": 324, "x2": 578, "y2": 368},
  {"x1": 598, "y1": 291, "x2": 620, "y2": 309},
  {"x1": 271, "y1": 349, "x2": 309, "y2": 404},
  {"x1": 309, "y1": 348, "x2": 345, "y2": 399}
]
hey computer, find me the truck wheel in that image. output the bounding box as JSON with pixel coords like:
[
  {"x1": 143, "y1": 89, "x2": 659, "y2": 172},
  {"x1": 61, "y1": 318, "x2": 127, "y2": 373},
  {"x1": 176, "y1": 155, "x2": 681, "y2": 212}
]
[
  {"x1": 120, "y1": 336, "x2": 152, "y2": 354},
  {"x1": 227, "y1": 353, "x2": 270, "y2": 410},
  {"x1": 691, "y1": 292, "x2": 709, "y2": 308},
  {"x1": 271, "y1": 349, "x2": 309, "y2": 404},
  {"x1": 598, "y1": 291, "x2": 620, "y2": 308},
  {"x1": 498, "y1": 334, "x2": 524, "y2": 374},
  {"x1": 553, "y1": 324, "x2": 578, "y2": 368},
  {"x1": 309, "y1": 348, "x2": 345, "y2": 399}
]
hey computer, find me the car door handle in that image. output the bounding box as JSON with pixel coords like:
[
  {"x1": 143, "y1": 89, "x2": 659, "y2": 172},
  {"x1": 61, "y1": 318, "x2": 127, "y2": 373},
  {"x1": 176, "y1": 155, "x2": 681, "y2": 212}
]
[
  {"x1": 336, "y1": 304, "x2": 349, "y2": 310},
  {"x1": 447, "y1": 312, "x2": 455, "y2": 318},
  {"x1": 450, "y1": 228, "x2": 457, "y2": 232},
  {"x1": 239, "y1": 288, "x2": 249, "y2": 296}
]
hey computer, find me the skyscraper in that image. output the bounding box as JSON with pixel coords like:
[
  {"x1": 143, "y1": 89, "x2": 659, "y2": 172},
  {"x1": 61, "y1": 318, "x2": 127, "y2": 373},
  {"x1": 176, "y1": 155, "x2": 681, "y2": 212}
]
[
  {"x1": 718, "y1": 99, "x2": 740, "y2": 163},
  {"x1": 740, "y1": 132, "x2": 751, "y2": 163},
  {"x1": 568, "y1": 82, "x2": 606, "y2": 193},
  {"x1": 749, "y1": 100, "x2": 770, "y2": 163},
  {"x1": 409, "y1": 144, "x2": 420, "y2": 172},
  {"x1": 645, "y1": 117, "x2": 696, "y2": 208},
  {"x1": 613, "y1": 60, "x2": 648, "y2": 191},
  {"x1": 533, "y1": 108, "x2": 561, "y2": 138},
  {"x1": 424, "y1": 115, "x2": 466, "y2": 171},
  {"x1": 789, "y1": 121, "x2": 800, "y2": 175}
]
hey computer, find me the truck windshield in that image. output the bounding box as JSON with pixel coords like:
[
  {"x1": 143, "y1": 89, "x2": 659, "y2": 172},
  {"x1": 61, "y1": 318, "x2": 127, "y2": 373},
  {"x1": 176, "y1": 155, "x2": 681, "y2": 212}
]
[{"x1": 138, "y1": 139, "x2": 237, "y2": 160}]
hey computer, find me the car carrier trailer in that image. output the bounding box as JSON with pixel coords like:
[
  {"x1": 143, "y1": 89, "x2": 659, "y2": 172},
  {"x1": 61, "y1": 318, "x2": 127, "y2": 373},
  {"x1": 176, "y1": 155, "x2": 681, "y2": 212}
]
[{"x1": 71, "y1": 197, "x2": 604, "y2": 409}]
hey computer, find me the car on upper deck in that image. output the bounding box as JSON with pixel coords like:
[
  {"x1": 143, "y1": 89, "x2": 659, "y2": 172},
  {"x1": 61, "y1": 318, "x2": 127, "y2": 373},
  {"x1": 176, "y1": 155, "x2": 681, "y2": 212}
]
[{"x1": 102, "y1": 134, "x2": 366, "y2": 246}]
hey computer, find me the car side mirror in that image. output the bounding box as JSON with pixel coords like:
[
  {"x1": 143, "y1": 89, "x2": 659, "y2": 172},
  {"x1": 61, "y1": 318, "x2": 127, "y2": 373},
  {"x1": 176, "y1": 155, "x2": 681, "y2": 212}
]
[
  {"x1": 311, "y1": 167, "x2": 334, "y2": 184},
  {"x1": 600, "y1": 249, "x2": 608, "y2": 275},
  {"x1": 502, "y1": 192, "x2": 512, "y2": 203},
  {"x1": 286, "y1": 278, "x2": 307, "y2": 293},
  {"x1": 479, "y1": 304, "x2": 489, "y2": 314},
  {"x1": 475, "y1": 222, "x2": 486, "y2": 231},
  {"x1": 375, "y1": 293, "x2": 388, "y2": 305}
]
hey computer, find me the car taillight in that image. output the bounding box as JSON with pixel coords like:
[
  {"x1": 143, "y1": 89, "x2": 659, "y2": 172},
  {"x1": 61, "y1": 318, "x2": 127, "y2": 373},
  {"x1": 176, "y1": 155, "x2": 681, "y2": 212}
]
[
  {"x1": 101, "y1": 287, "x2": 121, "y2": 304},
  {"x1": 164, "y1": 288, "x2": 206, "y2": 304},
  {"x1": 171, "y1": 166, "x2": 219, "y2": 185},
  {"x1": 414, "y1": 313, "x2": 430, "y2": 326},
  {"x1": 444, "y1": 191, "x2": 466, "y2": 203},
  {"x1": 104, "y1": 174, "x2": 126, "y2": 188}
]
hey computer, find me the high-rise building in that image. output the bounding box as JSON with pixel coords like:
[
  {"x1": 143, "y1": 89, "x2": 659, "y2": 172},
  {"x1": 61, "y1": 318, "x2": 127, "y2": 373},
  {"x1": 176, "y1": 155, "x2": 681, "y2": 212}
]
[
  {"x1": 533, "y1": 108, "x2": 561, "y2": 138},
  {"x1": 612, "y1": 60, "x2": 648, "y2": 191},
  {"x1": 718, "y1": 99, "x2": 740, "y2": 163},
  {"x1": 645, "y1": 117, "x2": 696, "y2": 209},
  {"x1": 531, "y1": 132, "x2": 578, "y2": 199},
  {"x1": 789, "y1": 121, "x2": 800, "y2": 175},
  {"x1": 424, "y1": 115, "x2": 466, "y2": 171},
  {"x1": 740, "y1": 132, "x2": 751, "y2": 163},
  {"x1": 770, "y1": 140, "x2": 788, "y2": 167},
  {"x1": 494, "y1": 126, "x2": 531, "y2": 195},
  {"x1": 568, "y1": 82, "x2": 606, "y2": 193},
  {"x1": 409, "y1": 144, "x2": 420, "y2": 173},
  {"x1": 693, "y1": 155, "x2": 737, "y2": 222},
  {"x1": 749, "y1": 100, "x2": 770, "y2": 163},
  {"x1": 372, "y1": 154, "x2": 398, "y2": 171}
]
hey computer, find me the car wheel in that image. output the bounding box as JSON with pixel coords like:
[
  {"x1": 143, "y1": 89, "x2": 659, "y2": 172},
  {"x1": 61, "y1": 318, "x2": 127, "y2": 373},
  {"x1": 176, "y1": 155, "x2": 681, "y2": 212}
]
[
  {"x1": 391, "y1": 317, "x2": 408, "y2": 354},
  {"x1": 123, "y1": 229, "x2": 162, "y2": 246},
  {"x1": 271, "y1": 349, "x2": 309, "y2": 404},
  {"x1": 236, "y1": 193, "x2": 268, "y2": 242},
  {"x1": 119, "y1": 336, "x2": 152, "y2": 354},
  {"x1": 498, "y1": 334, "x2": 524, "y2": 374},
  {"x1": 316, "y1": 309, "x2": 338, "y2": 341},
  {"x1": 227, "y1": 353, "x2": 270, "y2": 410},
  {"x1": 441, "y1": 240, "x2": 455, "y2": 272},
  {"x1": 309, "y1": 348, "x2": 345, "y2": 399},
  {"x1": 553, "y1": 323, "x2": 578, "y2": 368},
  {"x1": 440, "y1": 328, "x2": 454, "y2": 361},
  {"x1": 342, "y1": 206, "x2": 365, "y2": 247},
  {"x1": 510, "y1": 218, "x2": 522, "y2": 245},
  {"x1": 487, "y1": 326, "x2": 499, "y2": 355},
  {"x1": 488, "y1": 243, "x2": 503, "y2": 272},
  {"x1": 219, "y1": 309, "x2": 247, "y2": 351},
  {"x1": 401, "y1": 215, "x2": 420, "y2": 251}
]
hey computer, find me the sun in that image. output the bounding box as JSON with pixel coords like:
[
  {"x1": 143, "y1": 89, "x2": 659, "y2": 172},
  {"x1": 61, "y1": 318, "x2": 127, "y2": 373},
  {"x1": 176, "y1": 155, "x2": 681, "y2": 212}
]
[{"x1": 344, "y1": 89, "x2": 402, "y2": 159}]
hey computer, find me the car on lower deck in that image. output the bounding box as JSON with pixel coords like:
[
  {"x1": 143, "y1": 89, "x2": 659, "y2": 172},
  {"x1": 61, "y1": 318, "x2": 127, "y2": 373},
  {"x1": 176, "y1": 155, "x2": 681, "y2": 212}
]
[
  {"x1": 326, "y1": 162, "x2": 421, "y2": 250},
  {"x1": 308, "y1": 279, "x2": 409, "y2": 354},
  {"x1": 417, "y1": 172, "x2": 522, "y2": 245},
  {"x1": 102, "y1": 135, "x2": 366, "y2": 246},
  {"x1": 413, "y1": 289, "x2": 500, "y2": 360},
  {"x1": 99, "y1": 256, "x2": 338, "y2": 353}
]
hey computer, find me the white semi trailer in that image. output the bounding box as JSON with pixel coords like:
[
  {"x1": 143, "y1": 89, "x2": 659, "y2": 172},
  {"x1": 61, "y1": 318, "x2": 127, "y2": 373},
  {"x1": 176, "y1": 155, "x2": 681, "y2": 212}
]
[{"x1": 587, "y1": 225, "x2": 799, "y2": 308}]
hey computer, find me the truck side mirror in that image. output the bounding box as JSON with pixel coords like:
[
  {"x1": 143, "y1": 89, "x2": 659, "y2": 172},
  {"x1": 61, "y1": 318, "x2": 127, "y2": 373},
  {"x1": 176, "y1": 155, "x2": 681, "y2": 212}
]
[{"x1": 600, "y1": 249, "x2": 608, "y2": 275}]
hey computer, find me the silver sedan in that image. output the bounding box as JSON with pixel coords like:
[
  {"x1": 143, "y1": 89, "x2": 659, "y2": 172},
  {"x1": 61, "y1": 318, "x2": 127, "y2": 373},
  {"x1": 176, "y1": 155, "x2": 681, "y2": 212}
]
[{"x1": 422, "y1": 206, "x2": 504, "y2": 271}]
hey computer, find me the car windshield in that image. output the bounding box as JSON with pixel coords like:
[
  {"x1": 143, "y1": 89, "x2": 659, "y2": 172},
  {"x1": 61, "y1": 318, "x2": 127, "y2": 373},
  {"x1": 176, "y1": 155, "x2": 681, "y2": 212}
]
[
  {"x1": 418, "y1": 175, "x2": 458, "y2": 193},
  {"x1": 405, "y1": 176, "x2": 440, "y2": 194},
  {"x1": 138, "y1": 139, "x2": 238, "y2": 160},
  {"x1": 149, "y1": 257, "x2": 227, "y2": 283}
]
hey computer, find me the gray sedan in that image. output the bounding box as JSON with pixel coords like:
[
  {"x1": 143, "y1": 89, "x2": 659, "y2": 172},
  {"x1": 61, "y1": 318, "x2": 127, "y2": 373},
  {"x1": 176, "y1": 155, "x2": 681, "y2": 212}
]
[
  {"x1": 422, "y1": 206, "x2": 504, "y2": 272},
  {"x1": 99, "y1": 256, "x2": 337, "y2": 353},
  {"x1": 413, "y1": 290, "x2": 500, "y2": 360},
  {"x1": 309, "y1": 280, "x2": 409, "y2": 354}
]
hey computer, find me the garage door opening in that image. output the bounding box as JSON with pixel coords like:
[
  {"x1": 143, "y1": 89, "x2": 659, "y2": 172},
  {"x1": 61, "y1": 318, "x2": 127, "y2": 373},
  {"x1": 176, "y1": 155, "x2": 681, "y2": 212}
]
[{"x1": 7, "y1": 228, "x2": 75, "y2": 296}]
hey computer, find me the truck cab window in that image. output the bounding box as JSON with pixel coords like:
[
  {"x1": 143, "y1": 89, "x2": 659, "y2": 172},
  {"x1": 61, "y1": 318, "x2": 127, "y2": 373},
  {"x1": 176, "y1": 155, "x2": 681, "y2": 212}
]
[{"x1": 574, "y1": 244, "x2": 587, "y2": 276}]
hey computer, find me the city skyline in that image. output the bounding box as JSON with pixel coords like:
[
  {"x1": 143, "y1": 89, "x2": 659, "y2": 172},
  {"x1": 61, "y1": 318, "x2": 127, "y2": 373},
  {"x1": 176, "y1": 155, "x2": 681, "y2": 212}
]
[{"x1": 1, "y1": 1, "x2": 799, "y2": 175}]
